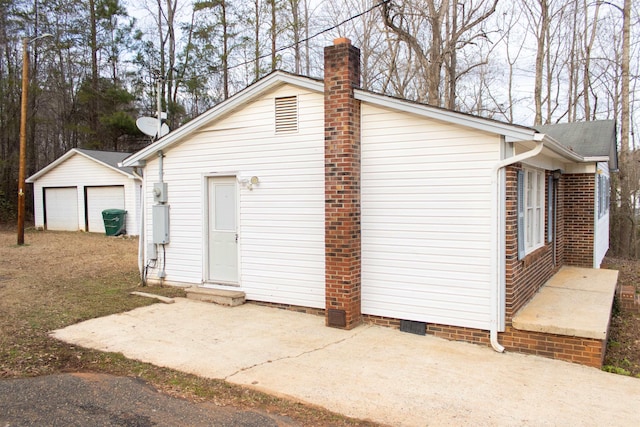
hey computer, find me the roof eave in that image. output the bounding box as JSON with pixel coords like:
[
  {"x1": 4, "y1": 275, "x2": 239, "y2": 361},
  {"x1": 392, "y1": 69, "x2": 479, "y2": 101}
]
[
  {"x1": 81, "y1": 155, "x2": 136, "y2": 179},
  {"x1": 26, "y1": 149, "x2": 77, "y2": 182},
  {"x1": 122, "y1": 72, "x2": 324, "y2": 167},
  {"x1": 584, "y1": 156, "x2": 610, "y2": 162},
  {"x1": 26, "y1": 149, "x2": 136, "y2": 182},
  {"x1": 539, "y1": 135, "x2": 585, "y2": 162},
  {"x1": 354, "y1": 89, "x2": 539, "y2": 143}
]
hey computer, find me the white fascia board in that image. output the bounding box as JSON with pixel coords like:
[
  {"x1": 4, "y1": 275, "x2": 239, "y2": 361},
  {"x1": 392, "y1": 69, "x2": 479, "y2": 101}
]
[
  {"x1": 354, "y1": 90, "x2": 539, "y2": 142},
  {"x1": 584, "y1": 156, "x2": 610, "y2": 162},
  {"x1": 539, "y1": 134, "x2": 584, "y2": 162},
  {"x1": 26, "y1": 149, "x2": 134, "y2": 183},
  {"x1": 26, "y1": 148, "x2": 77, "y2": 182},
  {"x1": 354, "y1": 89, "x2": 592, "y2": 164},
  {"x1": 123, "y1": 72, "x2": 324, "y2": 167},
  {"x1": 79, "y1": 153, "x2": 136, "y2": 179}
]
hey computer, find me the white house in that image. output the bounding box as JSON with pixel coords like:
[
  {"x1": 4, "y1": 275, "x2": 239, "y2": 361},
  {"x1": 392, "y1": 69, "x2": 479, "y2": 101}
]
[
  {"x1": 122, "y1": 39, "x2": 617, "y2": 366},
  {"x1": 27, "y1": 148, "x2": 142, "y2": 235}
]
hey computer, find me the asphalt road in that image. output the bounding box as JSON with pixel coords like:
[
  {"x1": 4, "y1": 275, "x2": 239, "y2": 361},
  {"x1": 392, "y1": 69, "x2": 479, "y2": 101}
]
[{"x1": 0, "y1": 373, "x2": 298, "y2": 427}]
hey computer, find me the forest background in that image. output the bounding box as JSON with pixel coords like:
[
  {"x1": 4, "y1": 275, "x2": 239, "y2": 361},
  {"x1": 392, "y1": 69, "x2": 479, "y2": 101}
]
[{"x1": 0, "y1": 0, "x2": 638, "y2": 256}]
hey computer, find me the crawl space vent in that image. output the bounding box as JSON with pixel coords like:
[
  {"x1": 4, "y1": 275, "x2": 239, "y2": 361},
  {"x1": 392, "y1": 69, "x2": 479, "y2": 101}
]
[
  {"x1": 275, "y1": 96, "x2": 298, "y2": 133},
  {"x1": 400, "y1": 320, "x2": 426, "y2": 336}
]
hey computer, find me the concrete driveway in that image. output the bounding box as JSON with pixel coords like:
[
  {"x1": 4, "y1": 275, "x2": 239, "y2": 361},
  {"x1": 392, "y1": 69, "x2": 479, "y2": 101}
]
[{"x1": 52, "y1": 298, "x2": 640, "y2": 426}]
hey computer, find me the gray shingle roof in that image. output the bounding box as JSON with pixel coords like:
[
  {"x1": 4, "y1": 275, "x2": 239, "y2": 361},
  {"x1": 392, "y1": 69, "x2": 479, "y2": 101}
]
[
  {"x1": 75, "y1": 149, "x2": 135, "y2": 175},
  {"x1": 533, "y1": 120, "x2": 618, "y2": 169}
]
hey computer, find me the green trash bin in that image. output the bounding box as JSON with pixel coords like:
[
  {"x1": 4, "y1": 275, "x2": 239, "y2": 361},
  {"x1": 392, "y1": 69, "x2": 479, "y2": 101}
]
[{"x1": 102, "y1": 209, "x2": 127, "y2": 236}]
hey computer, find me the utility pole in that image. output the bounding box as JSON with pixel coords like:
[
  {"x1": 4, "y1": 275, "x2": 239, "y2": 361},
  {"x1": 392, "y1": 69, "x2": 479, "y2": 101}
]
[
  {"x1": 17, "y1": 37, "x2": 29, "y2": 245},
  {"x1": 17, "y1": 34, "x2": 52, "y2": 245}
]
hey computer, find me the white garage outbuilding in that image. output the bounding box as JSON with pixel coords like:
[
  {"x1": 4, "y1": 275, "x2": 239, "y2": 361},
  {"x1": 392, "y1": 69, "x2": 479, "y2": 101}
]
[{"x1": 26, "y1": 149, "x2": 141, "y2": 235}]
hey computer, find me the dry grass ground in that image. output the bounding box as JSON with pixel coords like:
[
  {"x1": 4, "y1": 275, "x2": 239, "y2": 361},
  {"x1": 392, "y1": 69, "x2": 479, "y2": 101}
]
[
  {"x1": 0, "y1": 230, "x2": 378, "y2": 426},
  {"x1": 602, "y1": 257, "x2": 640, "y2": 377}
]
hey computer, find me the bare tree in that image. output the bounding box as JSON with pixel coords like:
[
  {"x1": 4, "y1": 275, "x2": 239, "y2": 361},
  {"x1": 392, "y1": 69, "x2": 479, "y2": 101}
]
[
  {"x1": 617, "y1": 0, "x2": 633, "y2": 256},
  {"x1": 380, "y1": 0, "x2": 497, "y2": 107},
  {"x1": 582, "y1": 0, "x2": 601, "y2": 120}
]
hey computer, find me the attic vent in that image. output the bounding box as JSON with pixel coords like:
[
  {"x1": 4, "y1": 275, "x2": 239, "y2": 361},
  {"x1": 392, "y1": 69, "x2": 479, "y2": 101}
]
[{"x1": 275, "y1": 96, "x2": 298, "y2": 133}]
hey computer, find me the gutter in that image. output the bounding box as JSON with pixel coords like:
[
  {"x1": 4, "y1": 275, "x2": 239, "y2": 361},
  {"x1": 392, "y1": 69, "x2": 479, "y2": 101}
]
[
  {"x1": 489, "y1": 133, "x2": 544, "y2": 353},
  {"x1": 541, "y1": 135, "x2": 583, "y2": 162},
  {"x1": 583, "y1": 156, "x2": 610, "y2": 163}
]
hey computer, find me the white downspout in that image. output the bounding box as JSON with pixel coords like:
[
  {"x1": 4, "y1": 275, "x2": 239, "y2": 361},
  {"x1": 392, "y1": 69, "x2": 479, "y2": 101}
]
[
  {"x1": 489, "y1": 135, "x2": 544, "y2": 352},
  {"x1": 136, "y1": 170, "x2": 145, "y2": 283}
]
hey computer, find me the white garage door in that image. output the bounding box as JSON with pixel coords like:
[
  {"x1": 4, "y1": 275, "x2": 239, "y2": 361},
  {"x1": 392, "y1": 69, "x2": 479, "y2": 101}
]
[
  {"x1": 44, "y1": 187, "x2": 79, "y2": 231},
  {"x1": 86, "y1": 186, "x2": 125, "y2": 233}
]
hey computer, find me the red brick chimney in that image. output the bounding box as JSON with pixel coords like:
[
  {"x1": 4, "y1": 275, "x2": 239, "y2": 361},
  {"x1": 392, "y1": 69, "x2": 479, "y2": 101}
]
[{"x1": 324, "y1": 38, "x2": 362, "y2": 329}]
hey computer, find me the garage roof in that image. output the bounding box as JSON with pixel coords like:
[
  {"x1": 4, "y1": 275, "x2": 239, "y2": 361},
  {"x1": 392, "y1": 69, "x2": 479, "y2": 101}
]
[{"x1": 26, "y1": 149, "x2": 138, "y2": 183}]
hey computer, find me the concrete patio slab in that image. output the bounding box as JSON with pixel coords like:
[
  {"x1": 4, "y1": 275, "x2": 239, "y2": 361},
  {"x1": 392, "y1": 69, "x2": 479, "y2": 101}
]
[
  {"x1": 512, "y1": 266, "x2": 618, "y2": 339},
  {"x1": 51, "y1": 298, "x2": 640, "y2": 426}
]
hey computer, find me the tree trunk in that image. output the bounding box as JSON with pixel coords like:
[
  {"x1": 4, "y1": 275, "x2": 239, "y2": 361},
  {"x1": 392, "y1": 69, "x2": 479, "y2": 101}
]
[
  {"x1": 270, "y1": 0, "x2": 277, "y2": 71},
  {"x1": 222, "y1": 0, "x2": 229, "y2": 99},
  {"x1": 89, "y1": 0, "x2": 99, "y2": 143},
  {"x1": 254, "y1": 0, "x2": 261, "y2": 81},
  {"x1": 617, "y1": 0, "x2": 632, "y2": 257},
  {"x1": 533, "y1": 0, "x2": 548, "y2": 125},
  {"x1": 582, "y1": 0, "x2": 600, "y2": 121}
]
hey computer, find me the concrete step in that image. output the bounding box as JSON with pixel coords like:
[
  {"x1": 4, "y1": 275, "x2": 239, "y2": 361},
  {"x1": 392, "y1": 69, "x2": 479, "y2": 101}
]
[{"x1": 185, "y1": 287, "x2": 245, "y2": 307}]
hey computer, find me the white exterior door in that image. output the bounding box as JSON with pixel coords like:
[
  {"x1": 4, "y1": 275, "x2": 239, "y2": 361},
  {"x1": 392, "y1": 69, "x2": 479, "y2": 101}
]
[
  {"x1": 44, "y1": 187, "x2": 78, "y2": 231},
  {"x1": 86, "y1": 186, "x2": 125, "y2": 233},
  {"x1": 207, "y1": 177, "x2": 238, "y2": 284}
]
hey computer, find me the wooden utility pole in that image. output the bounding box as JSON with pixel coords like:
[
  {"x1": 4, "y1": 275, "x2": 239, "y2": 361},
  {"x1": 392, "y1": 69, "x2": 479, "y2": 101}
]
[
  {"x1": 17, "y1": 34, "x2": 52, "y2": 245},
  {"x1": 17, "y1": 37, "x2": 29, "y2": 245}
]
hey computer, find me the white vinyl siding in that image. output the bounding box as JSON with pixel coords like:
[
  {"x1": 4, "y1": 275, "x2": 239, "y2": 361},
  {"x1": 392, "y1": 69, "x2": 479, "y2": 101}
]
[
  {"x1": 143, "y1": 85, "x2": 325, "y2": 308},
  {"x1": 594, "y1": 162, "x2": 610, "y2": 267},
  {"x1": 30, "y1": 153, "x2": 139, "y2": 235},
  {"x1": 360, "y1": 103, "x2": 499, "y2": 330}
]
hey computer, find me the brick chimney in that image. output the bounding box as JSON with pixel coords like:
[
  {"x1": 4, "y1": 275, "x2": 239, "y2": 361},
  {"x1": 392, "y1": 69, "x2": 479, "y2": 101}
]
[{"x1": 324, "y1": 38, "x2": 362, "y2": 329}]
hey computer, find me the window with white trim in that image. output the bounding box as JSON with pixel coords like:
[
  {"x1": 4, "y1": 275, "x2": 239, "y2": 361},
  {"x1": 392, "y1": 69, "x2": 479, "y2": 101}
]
[
  {"x1": 517, "y1": 168, "x2": 545, "y2": 258},
  {"x1": 547, "y1": 175, "x2": 554, "y2": 243},
  {"x1": 597, "y1": 174, "x2": 610, "y2": 219}
]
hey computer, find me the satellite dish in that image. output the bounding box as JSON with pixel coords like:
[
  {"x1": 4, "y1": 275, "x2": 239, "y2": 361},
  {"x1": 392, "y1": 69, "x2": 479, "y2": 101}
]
[
  {"x1": 160, "y1": 123, "x2": 170, "y2": 137},
  {"x1": 136, "y1": 117, "x2": 160, "y2": 137}
]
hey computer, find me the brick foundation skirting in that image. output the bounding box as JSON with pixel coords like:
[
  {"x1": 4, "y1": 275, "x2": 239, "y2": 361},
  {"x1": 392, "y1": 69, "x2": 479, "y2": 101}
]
[
  {"x1": 248, "y1": 301, "x2": 325, "y2": 317},
  {"x1": 364, "y1": 315, "x2": 606, "y2": 368},
  {"x1": 250, "y1": 303, "x2": 605, "y2": 368}
]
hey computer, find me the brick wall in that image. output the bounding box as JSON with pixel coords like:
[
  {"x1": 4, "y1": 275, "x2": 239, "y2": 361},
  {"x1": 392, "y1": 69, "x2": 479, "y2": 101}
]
[
  {"x1": 324, "y1": 38, "x2": 362, "y2": 329},
  {"x1": 363, "y1": 315, "x2": 606, "y2": 368},
  {"x1": 505, "y1": 166, "x2": 562, "y2": 320},
  {"x1": 261, "y1": 303, "x2": 608, "y2": 368},
  {"x1": 249, "y1": 301, "x2": 325, "y2": 317},
  {"x1": 563, "y1": 173, "x2": 595, "y2": 268},
  {"x1": 619, "y1": 285, "x2": 640, "y2": 313}
]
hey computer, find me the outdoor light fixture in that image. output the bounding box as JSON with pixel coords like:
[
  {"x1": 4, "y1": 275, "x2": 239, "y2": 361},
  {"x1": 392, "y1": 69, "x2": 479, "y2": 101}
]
[
  {"x1": 17, "y1": 33, "x2": 53, "y2": 245},
  {"x1": 240, "y1": 176, "x2": 260, "y2": 190}
]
